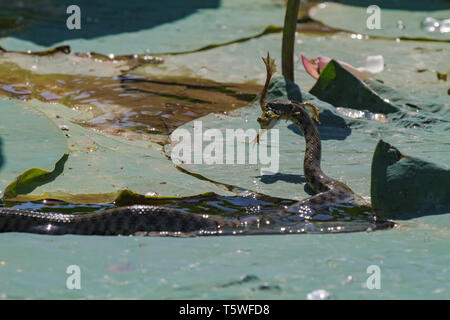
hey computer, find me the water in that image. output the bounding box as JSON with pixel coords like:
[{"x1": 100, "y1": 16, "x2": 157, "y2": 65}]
[
  {"x1": 1, "y1": 199, "x2": 447, "y2": 299},
  {"x1": 0, "y1": 192, "x2": 393, "y2": 236},
  {"x1": 0, "y1": 62, "x2": 258, "y2": 139},
  {"x1": 0, "y1": 219, "x2": 448, "y2": 299}
]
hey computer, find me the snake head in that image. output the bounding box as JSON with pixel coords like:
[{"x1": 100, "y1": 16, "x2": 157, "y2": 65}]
[
  {"x1": 264, "y1": 100, "x2": 321, "y2": 124},
  {"x1": 257, "y1": 110, "x2": 280, "y2": 130},
  {"x1": 254, "y1": 109, "x2": 281, "y2": 144}
]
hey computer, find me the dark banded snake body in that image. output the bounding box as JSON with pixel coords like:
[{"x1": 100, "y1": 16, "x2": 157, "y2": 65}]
[{"x1": 0, "y1": 54, "x2": 381, "y2": 236}]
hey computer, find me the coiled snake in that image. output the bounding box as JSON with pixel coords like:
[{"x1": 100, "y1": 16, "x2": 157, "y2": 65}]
[{"x1": 0, "y1": 54, "x2": 371, "y2": 236}]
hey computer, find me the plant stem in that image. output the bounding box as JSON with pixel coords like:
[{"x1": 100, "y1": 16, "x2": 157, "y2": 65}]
[{"x1": 282, "y1": 0, "x2": 300, "y2": 81}]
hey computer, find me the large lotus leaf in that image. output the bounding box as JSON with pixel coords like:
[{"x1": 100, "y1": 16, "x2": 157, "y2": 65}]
[
  {"x1": 0, "y1": 96, "x2": 233, "y2": 203},
  {"x1": 131, "y1": 32, "x2": 449, "y2": 135},
  {"x1": 131, "y1": 33, "x2": 449, "y2": 105},
  {"x1": 310, "y1": 59, "x2": 398, "y2": 114},
  {"x1": 310, "y1": 59, "x2": 450, "y2": 129},
  {"x1": 0, "y1": 0, "x2": 284, "y2": 55},
  {"x1": 0, "y1": 97, "x2": 67, "y2": 195},
  {"x1": 0, "y1": 3, "x2": 449, "y2": 299},
  {"x1": 0, "y1": 215, "x2": 448, "y2": 299},
  {"x1": 3, "y1": 35, "x2": 446, "y2": 142},
  {"x1": 0, "y1": 50, "x2": 139, "y2": 77},
  {"x1": 309, "y1": 1, "x2": 450, "y2": 41},
  {"x1": 0, "y1": 32, "x2": 448, "y2": 203},
  {"x1": 371, "y1": 140, "x2": 450, "y2": 220},
  {"x1": 3, "y1": 153, "x2": 68, "y2": 200},
  {"x1": 166, "y1": 76, "x2": 450, "y2": 202}
]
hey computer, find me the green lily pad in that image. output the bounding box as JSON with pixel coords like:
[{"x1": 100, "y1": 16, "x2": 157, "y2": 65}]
[
  {"x1": 0, "y1": 96, "x2": 234, "y2": 203},
  {"x1": 310, "y1": 59, "x2": 398, "y2": 114},
  {"x1": 1, "y1": 30, "x2": 448, "y2": 205},
  {"x1": 0, "y1": 97, "x2": 67, "y2": 195},
  {"x1": 309, "y1": 1, "x2": 450, "y2": 41},
  {"x1": 131, "y1": 32, "x2": 449, "y2": 105},
  {"x1": 0, "y1": 60, "x2": 260, "y2": 142},
  {"x1": 371, "y1": 140, "x2": 450, "y2": 220},
  {"x1": 4, "y1": 153, "x2": 68, "y2": 199},
  {"x1": 310, "y1": 59, "x2": 449, "y2": 130},
  {"x1": 0, "y1": 0, "x2": 285, "y2": 55},
  {"x1": 0, "y1": 49, "x2": 140, "y2": 78},
  {"x1": 167, "y1": 76, "x2": 450, "y2": 202},
  {"x1": 164, "y1": 76, "x2": 373, "y2": 200}
]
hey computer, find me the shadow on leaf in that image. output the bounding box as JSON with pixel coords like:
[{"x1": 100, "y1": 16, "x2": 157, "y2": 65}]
[
  {"x1": 256, "y1": 172, "x2": 307, "y2": 185},
  {"x1": 3, "y1": 154, "x2": 68, "y2": 200}
]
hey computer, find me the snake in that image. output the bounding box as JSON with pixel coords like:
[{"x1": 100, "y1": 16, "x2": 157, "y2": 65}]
[{"x1": 0, "y1": 54, "x2": 374, "y2": 236}]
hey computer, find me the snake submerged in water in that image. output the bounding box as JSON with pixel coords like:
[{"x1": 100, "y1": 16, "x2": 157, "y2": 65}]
[{"x1": 0, "y1": 54, "x2": 388, "y2": 236}]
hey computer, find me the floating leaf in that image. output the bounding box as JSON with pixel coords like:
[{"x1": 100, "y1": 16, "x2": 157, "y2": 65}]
[
  {"x1": 309, "y1": 60, "x2": 449, "y2": 130},
  {"x1": 310, "y1": 59, "x2": 398, "y2": 114},
  {"x1": 371, "y1": 140, "x2": 450, "y2": 220},
  {"x1": 0, "y1": 97, "x2": 67, "y2": 193},
  {"x1": 0, "y1": 97, "x2": 234, "y2": 203},
  {"x1": 0, "y1": 0, "x2": 285, "y2": 54},
  {"x1": 167, "y1": 76, "x2": 450, "y2": 202},
  {"x1": 3, "y1": 153, "x2": 68, "y2": 200},
  {"x1": 309, "y1": 1, "x2": 450, "y2": 41}
]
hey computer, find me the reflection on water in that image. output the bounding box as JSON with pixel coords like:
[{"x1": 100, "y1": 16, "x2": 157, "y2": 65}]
[
  {"x1": 336, "y1": 107, "x2": 388, "y2": 123},
  {"x1": 421, "y1": 17, "x2": 450, "y2": 34},
  {"x1": 0, "y1": 191, "x2": 394, "y2": 236}
]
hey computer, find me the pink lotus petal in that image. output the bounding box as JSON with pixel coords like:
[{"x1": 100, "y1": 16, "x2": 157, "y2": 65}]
[
  {"x1": 317, "y1": 56, "x2": 332, "y2": 73},
  {"x1": 301, "y1": 54, "x2": 320, "y2": 79},
  {"x1": 302, "y1": 54, "x2": 376, "y2": 80}
]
